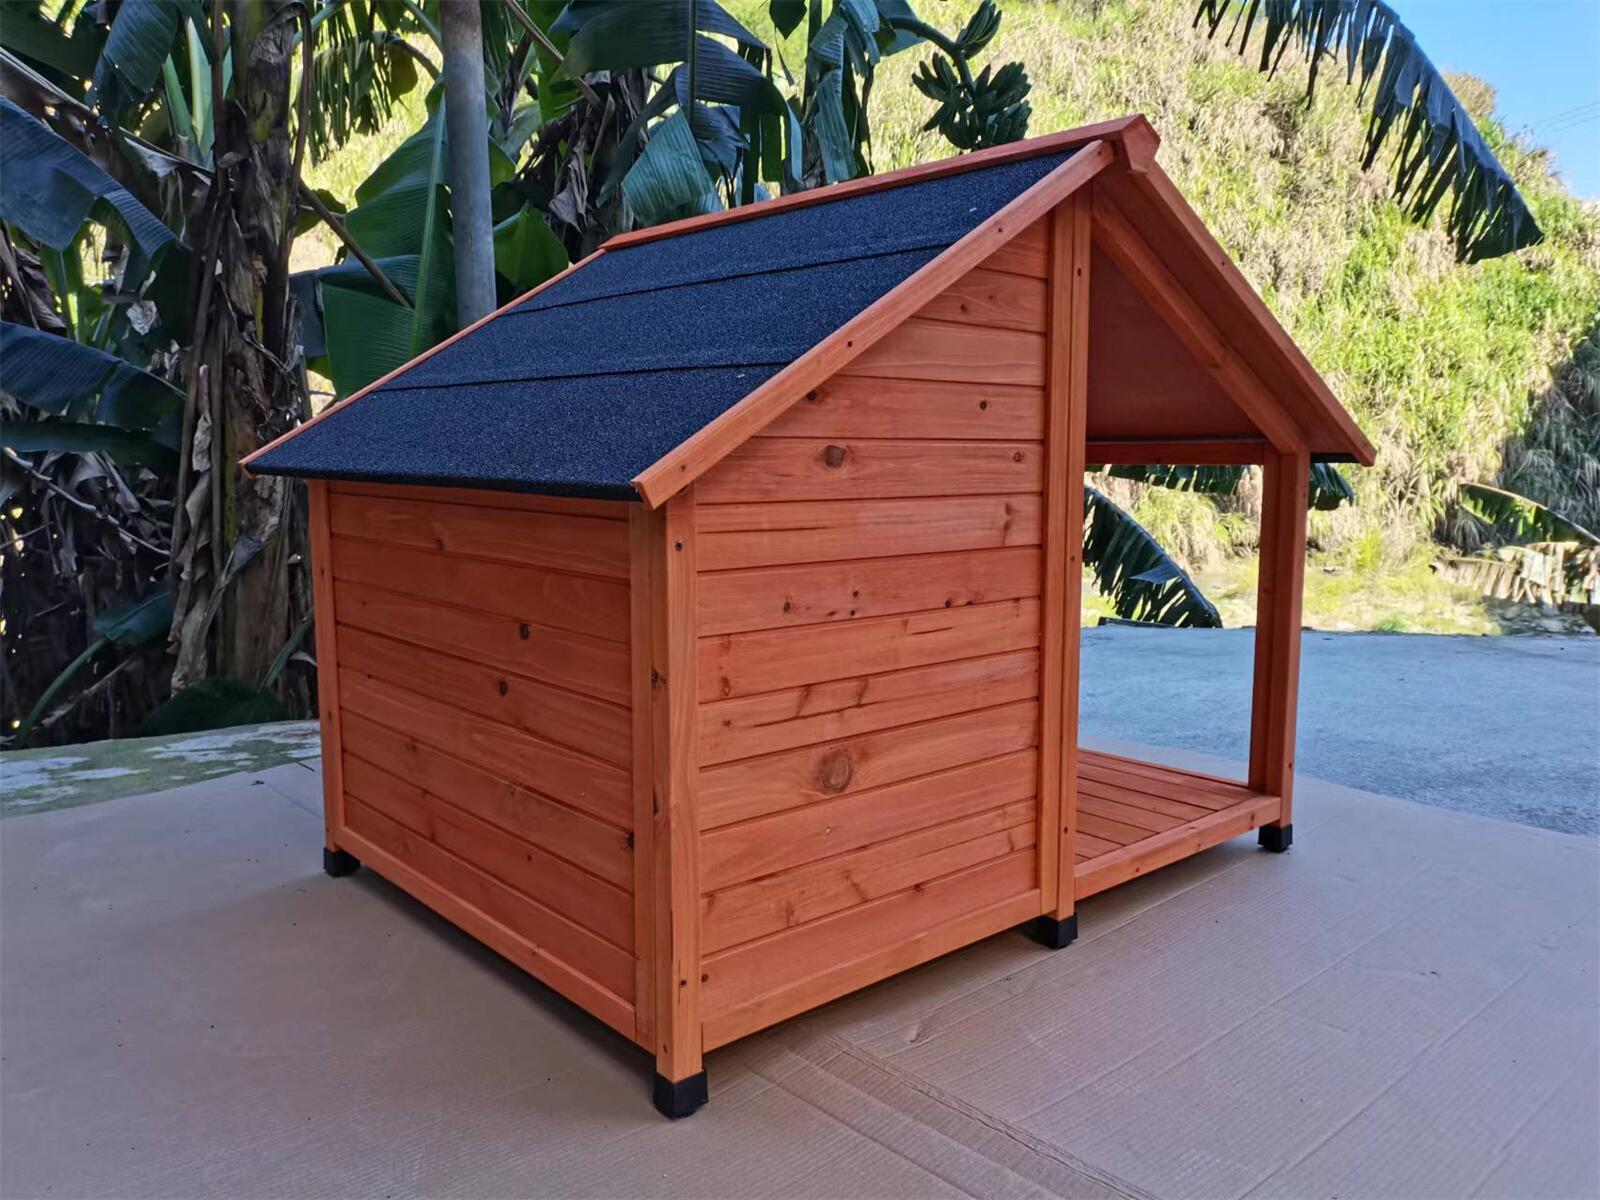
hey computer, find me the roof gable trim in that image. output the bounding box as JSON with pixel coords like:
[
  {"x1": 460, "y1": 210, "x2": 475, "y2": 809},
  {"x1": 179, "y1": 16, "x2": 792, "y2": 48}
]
[{"x1": 630, "y1": 139, "x2": 1118, "y2": 507}]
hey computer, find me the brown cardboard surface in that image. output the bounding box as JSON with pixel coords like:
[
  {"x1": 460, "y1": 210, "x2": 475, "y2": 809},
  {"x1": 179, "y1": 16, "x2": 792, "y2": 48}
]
[{"x1": 2, "y1": 745, "x2": 1594, "y2": 1199}]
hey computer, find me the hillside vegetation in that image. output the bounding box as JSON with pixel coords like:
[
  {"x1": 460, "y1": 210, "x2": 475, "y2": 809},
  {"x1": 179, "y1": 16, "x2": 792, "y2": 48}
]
[{"x1": 305, "y1": 0, "x2": 1600, "y2": 630}]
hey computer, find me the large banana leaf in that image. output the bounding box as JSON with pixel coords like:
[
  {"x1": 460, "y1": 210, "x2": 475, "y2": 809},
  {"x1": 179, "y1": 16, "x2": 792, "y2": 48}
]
[
  {"x1": 1083, "y1": 484, "x2": 1222, "y2": 628},
  {"x1": 90, "y1": 0, "x2": 202, "y2": 120},
  {"x1": 0, "y1": 97, "x2": 173, "y2": 260},
  {"x1": 0, "y1": 3, "x2": 101, "y2": 79},
  {"x1": 1106, "y1": 462, "x2": 1356, "y2": 510},
  {"x1": 623, "y1": 108, "x2": 720, "y2": 225},
  {"x1": 1458, "y1": 482, "x2": 1599, "y2": 548},
  {"x1": 0, "y1": 321, "x2": 183, "y2": 438},
  {"x1": 492, "y1": 206, "x2": 569, "y2": 293},
  {"x1": 1195, "y1": 0, "x2": 1539, "y2": 262},
  {"x1": 0, "y1": 418, "x2": 177, "y2": 470}
]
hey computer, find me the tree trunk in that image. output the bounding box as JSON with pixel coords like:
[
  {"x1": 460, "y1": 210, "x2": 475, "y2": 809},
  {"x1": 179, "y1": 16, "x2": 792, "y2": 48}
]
[
  {"x1": 168, "y1": 0, "x2": 311, "y2": 711},
  {"x1": 441, "y1": 0, "x2": 497, "y2": 325}
]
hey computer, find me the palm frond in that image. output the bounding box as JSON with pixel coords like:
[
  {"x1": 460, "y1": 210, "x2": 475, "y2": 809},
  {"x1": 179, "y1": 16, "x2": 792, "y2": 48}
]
[
  {"x1": 307, "y1": 9, "x2": 435, "y2": 162},
  {"x1": 1105, "y1": 461, "x2": 1355, "y2": 510},
  {"x1": 1195, "y1": 0, "x2": 1540, "y2": 262},
  {"x1": 1458, "y1": 482, "x2": 1599, "y2": 547},
  {"x1": 1083, "y1": 484, "x2": 1222, "y2": 628}
]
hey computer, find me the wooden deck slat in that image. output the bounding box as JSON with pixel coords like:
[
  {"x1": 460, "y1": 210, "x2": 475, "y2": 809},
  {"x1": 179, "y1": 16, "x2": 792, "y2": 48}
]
[{"x1": 1072, "y1": 751, "x2": 1280, "y2": 897}]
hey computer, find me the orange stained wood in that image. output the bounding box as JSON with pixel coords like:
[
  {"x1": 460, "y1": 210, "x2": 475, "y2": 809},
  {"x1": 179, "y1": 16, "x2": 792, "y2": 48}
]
[
  {"x1": 339, "y1": 668, "x2": 631, "y2": 827},
  {"x1": 336, "y1": 624, "x2": 631, "y2": 767},
  {"x1": 342, "y1": 753, "x2": 634, "y2": 953},
  {"x1": 701, "y1": 802, "x2": 1037, "y2": 954},
  {"x1": 332, "y1": 817, "x2": 636, "y2": 1037},
  {"x1": 1098, "y1": 161, "x2": 1373, "y2": 465},
  {"x1": 327, "y1": 489, "x2": 630, "y2": 578},
  {"x1": 697, "y1": 699, "x2": 1040, "y2": 829},
  {"x1": 631, "y1": 141, "x2": 1116, "y2": 505},
  {"x1": 329, "y1": 535, "x2": 628, "y2": 645},
  {"x1": 915, "y1": 267, "x2": 1049, "y2": 331},
  {"x1": 342, "y1": 793, "x2": 636, "y2": 1003},
  {"x1": 698, "y1": 597, "x2": 1040, "y2": 701},
  {"x1": 699, "y1": 750, "x2": 1038, "y2": 892},
  {"x1": 1249, "y1": 448, "x2": 1311, "y2": 821},
  {"x1": 341, "y1": 710, "x2": 631, "y2": 888},
  {"x1": 627, "y1": 506, "x2": 657, "y2": 1049},
  {"x1": 697, "y1": 647, "x2": 1040, "y2": 765},
  {"x1": 1072, "y1": 751, "x2": 1280, "y2": 898},
  {"x1": 1089, "y1": 192, "x2": 1305, "y2": 452},
  {"x1": 700, "y1": 851, "x2": 1040, "y2": 1048},
  {"x1": 1041, "y1": 192, "x2": 1092, "y2": 919},
  {"x1": 650, "y1": 488, "x2": 703, "y2": 1084},
  {"x1": 696, "y1": 495, "x2": 1043, "y2": 571},
  {"x1": 761, "y1": 377, "x2": 1045, "y2": 441},
  {"x1": 330, "y1": 577, "x2": 631, "y2": 705},
  {"x1": 697, "y1": 545, "x2": 1042, "y2": 637},
  {"x1": 693, "y1": 437, "x2": 1044, "y2": 504},
  {"x1": 307, "y1": 481, "x2": 346, "y2": 851}
]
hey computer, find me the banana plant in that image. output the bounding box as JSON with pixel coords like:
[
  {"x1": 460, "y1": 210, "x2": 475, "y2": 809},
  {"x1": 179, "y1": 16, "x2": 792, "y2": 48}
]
[
  {"x1": 1434, "y1": 483, "x2": 1600, "y2": 630},
  {"x1": 1197, "y1": 0, "x2": 1540, "y2": 262},
  {"x1": 1084, "y1": 485, "x2": 1222, "y2": 628}
]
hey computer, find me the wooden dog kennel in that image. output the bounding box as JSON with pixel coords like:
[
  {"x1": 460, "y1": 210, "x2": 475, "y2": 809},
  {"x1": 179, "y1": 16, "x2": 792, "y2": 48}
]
[{"x1": 246, "y1": 115, "x2": 1374, "y2": 1118}]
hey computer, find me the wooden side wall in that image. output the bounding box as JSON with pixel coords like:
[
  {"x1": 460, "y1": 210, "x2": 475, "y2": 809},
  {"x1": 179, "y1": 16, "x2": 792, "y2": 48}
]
[
  {"x1": 689, "y1": 223, "x2": 1057, "y2": 1048},
  {"x1": 314, "y1": 481, "x2": 643, "y2": 1039}
]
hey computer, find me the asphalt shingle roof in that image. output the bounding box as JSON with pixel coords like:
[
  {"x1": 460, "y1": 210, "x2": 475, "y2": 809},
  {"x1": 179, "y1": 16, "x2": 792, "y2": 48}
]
[{"x1": 249, "y1": 150, "x2": 1074, "y2": 499}]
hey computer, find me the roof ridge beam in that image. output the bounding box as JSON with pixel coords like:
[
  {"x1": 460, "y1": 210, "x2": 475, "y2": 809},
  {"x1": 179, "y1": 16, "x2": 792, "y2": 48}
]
[
  {"x1": 606, "y1": 117, "x2": 1153, "y2": 254},
  {"x1": 631, "y1": 139, "x2": 1117, "y2": 508}
]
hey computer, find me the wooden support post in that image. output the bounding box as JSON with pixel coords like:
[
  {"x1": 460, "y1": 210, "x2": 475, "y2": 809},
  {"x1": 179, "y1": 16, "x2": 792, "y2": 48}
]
[
  {"x1": 306, "y1": 480, "x2": 356, "y2": 874},
  {"x1": 649, "y1": 487, "x2": 706, "y2": 1116},
  {"x1": 1035, "y1": 191, "x2": 1092, "y2": 946},
  {"x1": 1249, "y1": 449, "x2": 1310, "y2": 848}
]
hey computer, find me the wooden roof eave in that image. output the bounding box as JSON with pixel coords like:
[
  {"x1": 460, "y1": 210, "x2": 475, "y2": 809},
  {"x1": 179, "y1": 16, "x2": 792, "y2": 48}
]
[
  {"x1": 1100, "y1": 158, "x2": 1376, "y2": 467},
  {"x1": 629, "y1": 138, "x2": 1120, "y2": 508}
]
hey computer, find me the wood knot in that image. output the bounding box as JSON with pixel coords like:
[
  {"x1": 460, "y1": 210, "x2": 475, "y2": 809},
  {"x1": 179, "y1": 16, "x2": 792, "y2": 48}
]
[
  {"x1": 816, "y1": 748, "x2": 854, "y2": 794},
  {"x1": 497, "y1": 680, "x2": 509, "y2": 696},
  {"x1": 821, "y1": 444, "x2": 847, "y2": 469},
  {"x1": 518, "y1": 623, "x2": 531, "y2": 640},
  {"x1": 1012, "y1": 451, "x2": 1024, "y2": 463}
]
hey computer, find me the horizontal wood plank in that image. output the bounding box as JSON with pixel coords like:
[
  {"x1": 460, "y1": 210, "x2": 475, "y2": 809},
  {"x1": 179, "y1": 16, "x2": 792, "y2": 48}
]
[
  {"x1": 698, "y1": 546, "x2": 1041, "y2": 637},
  {"x1": 699, "y1": 648, "x2": 1039, "y2": 765},
  {"x1": 344, "y1": 753, "x2": 633, "y2": 950},
  {"x1": 699, "y1": 598, "x2": 1039, "y2": 702},
  {"x1": 981, "y1": 219, "x2": 1048, "y2": 278},
  {"x1": 342, "y1": 711, "x2": 632, "y2": 888},
  {"x1": 339, "y1": 668, "x2": 631, "y2": 826},
  {"x1": 915, "y1": 267, "x2": 1048, "y2": 332},
  {"x1": 329, "y1": 490, "x2": 630, "y2": 578},
  {"x1": 696, "y1": 437, "x2": 1043, "y2": 504},
  {"x1": 761, "y1": 376, "x2": 1044, "y2": 442},
  {"x1": 839, "y1": 318, "x2": 1045, "y2": 387},
  {"x1": 333, "y1": 824, "x2": 634, "y2": 1036},
  {"x1": 332, "y1": 579, "x2": 630, "y2": 704},
  {"x1": 330, "y1": 480, "x2": 630, "y2": 521},
  {"x1": 700, "y1": 749, "x2": 1037, "y2": 891},
  {"x1": 1075, "y1": 795, "x2": 1280, "y2": 899},
  {"x1": 702, "y1": 805, "x2": 1036, "y2": 954},
  {"x1": 697, "y1": 495, "x2": 1043, "y2": 571},
  {"x1": 331, "y1": 536, "x2": 629, "y2": 643},
  {"x1": 699, "y1": 699, "x2": 1039, "y2": 828},
  {"x1": 344, "y1": 796, "x2": 635, "y2": 999},
  {"x1": 701, "y1": 852, "x2": 1037, "y2": 1036},
  {"x1": 338, "y1": 625, "x2": 631, "y2": 767}
]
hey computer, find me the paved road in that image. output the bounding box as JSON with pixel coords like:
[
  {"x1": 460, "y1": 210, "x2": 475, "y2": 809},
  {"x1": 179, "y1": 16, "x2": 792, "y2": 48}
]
[{"x1": 1079, "y1": 627, "x2": 1600, "y2": 835}]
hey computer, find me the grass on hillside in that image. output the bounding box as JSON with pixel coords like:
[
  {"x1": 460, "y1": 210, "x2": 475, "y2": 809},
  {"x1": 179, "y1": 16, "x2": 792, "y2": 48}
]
[{"x1": 292, "y1": 0, "x2": 1600, "y2": 636}]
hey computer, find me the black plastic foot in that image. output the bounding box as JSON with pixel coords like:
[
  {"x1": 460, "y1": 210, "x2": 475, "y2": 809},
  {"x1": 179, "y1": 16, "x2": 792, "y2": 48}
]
[
  {"x1": 1258, "y1": 823, "x2": 1293, "y2": 853},
  {"x1": 652, "y1": 1071, "x2": 708, "y2": 1119},
  {"x1": 1026, "y1": 913, "x2": 1078, "y2": 949},
  {"x1": 323, "y1": 846, "x2": 362, "y2": 877}
]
